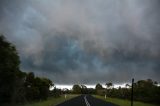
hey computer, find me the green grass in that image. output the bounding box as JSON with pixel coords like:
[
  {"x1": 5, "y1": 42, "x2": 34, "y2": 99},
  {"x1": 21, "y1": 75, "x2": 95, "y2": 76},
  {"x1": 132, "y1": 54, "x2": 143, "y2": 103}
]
[
  {"x1": 24, "y1": 95, "x2": 78, "y2": 106},
  {"x1": 94, "y1": 95, "x2": 159, "y2": 106}
]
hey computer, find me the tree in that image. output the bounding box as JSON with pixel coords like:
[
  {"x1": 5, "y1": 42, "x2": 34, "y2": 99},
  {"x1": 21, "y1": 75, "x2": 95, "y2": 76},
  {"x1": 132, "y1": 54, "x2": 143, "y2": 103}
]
[
  {"x1": 106, "y1": 82, "x2": 113, "y2": 89},
  {"x1": 50, "y1": 87, "x2": 62, "y2": 98},
  {"x1": 95, "y1": 83, "x2": 103, "y2": 90},
  {"x1": 38, "y1": 78, "x2": 53, "y2": 100},
  {"x1": 0, "y1": 35, "x2": 20, "y2": 103},
  {"x1": 12, "y1": 71, "x2": 27, "y2": 103},
  {"x1": 81, "y1": 85, "x2": 88, "y2": 94},
  {"x1": 81, "y1": 85, "x2": 87, "y2": 89},
  {"x1": 0, "y1": 35, "x2": 54, "y2": 104},
  {"x1": 105, "y1": 82, "x2": 113, "y2": 97},
  {"x1": 72, "y1": 85, "x2": 81, "y2": 94},
  {"x1": 125, "y1": 84, "x2": 131, "y2": 88},
  {"x1": 25, "y1": 75, "x2": 53, "y2": 101},
  {"x1": 25, "y1": 72, "x2": 35, "y2": 87}
]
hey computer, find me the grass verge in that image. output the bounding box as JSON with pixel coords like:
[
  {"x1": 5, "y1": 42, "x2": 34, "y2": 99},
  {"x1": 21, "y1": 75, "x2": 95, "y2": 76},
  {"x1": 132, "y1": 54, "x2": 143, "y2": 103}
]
[
  {"x1": 94, "y1": 95, "x2": 159, "y2": 106},
  {"x1": 24, "y1": 94, "x2": 78, "y2": 106}
]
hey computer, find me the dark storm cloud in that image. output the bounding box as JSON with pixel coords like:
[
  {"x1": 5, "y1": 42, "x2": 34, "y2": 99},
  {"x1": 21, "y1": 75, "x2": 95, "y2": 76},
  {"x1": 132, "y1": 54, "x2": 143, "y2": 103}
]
[{"x1": 0, "y1": 0, "x2": 160, "y2": 84}]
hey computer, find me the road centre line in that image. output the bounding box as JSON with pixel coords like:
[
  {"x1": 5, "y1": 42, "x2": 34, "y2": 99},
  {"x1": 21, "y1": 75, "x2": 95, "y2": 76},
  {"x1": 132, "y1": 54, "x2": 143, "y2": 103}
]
[{"x1": 84, "y1": 95, "x2": 91, "y2": 106}]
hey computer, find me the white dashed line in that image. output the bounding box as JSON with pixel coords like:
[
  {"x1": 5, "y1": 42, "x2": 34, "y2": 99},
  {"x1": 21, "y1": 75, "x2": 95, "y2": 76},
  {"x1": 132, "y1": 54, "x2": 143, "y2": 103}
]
[{"x1": 84, "y1": 95, "x2": 91, "y2": 106}]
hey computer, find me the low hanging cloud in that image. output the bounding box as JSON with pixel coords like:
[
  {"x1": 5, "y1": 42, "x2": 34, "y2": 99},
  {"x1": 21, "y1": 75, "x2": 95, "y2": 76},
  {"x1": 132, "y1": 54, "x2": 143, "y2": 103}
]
[{"x1": 0, "y1": 0, "x2": 160, "y2": 84}]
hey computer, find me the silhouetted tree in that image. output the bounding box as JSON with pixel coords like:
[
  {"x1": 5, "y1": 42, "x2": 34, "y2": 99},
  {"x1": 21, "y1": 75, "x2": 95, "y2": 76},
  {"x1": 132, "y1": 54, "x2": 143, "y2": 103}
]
[
  {"x1": 72, "y1": 84, "x2": 81, "y2": 94},
  {"x1": 95, "y1": 83, "x2": 103, "y2": 90},
  {"x1": 0, "y1": 35, "x2": 20, "y2": 103},
  {"x1": 106, "y1": 82, "x2": 113, "y2": 89},
  {"x1": 0, "y1": 35, "x2": 54, "y2": 104}
]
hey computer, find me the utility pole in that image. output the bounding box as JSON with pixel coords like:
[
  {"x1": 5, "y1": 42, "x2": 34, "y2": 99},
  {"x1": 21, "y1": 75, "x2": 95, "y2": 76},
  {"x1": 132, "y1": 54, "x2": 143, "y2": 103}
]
[{"x1": 131, "y1": 78, "x2": 134, "y2": 106}]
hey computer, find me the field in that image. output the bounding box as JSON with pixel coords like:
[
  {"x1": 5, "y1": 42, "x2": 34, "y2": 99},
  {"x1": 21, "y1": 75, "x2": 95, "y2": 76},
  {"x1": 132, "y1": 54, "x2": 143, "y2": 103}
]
[
  {"x1": 94, "y1": 95, "x2": 159, "y2": 106},
  {"x1": 24, "y1": 95, "x2": 78, "y2": 106}
]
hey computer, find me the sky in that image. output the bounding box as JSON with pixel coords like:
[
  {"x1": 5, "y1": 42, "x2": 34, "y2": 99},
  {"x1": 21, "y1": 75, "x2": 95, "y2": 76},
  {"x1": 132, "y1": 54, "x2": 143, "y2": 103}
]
[
  {"x1": 0, "y1": 0, "x2": 160, "y2": 85},
  {"x1": 54, "y1": 84, "x2": 127, "y2": 90}
]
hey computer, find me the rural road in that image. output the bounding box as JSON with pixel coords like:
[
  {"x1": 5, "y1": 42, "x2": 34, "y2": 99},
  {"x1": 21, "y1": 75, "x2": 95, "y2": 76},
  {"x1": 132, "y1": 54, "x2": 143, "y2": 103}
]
[{"x1": 56, "y1": 95, "x2": 118, "y2": 106}]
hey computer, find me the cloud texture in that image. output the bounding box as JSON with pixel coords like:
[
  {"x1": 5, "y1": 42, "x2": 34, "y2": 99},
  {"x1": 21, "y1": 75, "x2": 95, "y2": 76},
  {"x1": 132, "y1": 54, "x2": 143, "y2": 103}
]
[{"x1": 0, "y1": 0, "x2": 160, "y2": 84}]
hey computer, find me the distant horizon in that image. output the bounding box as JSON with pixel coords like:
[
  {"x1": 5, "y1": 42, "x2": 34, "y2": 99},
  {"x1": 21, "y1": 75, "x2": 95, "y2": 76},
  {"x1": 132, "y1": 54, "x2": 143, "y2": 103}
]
[
  {"x1": 52, "y1": 80, "x2": 160, "y2": 89},
  {"x1": 53, "y1": 83, "x2": 130, "y2": 90}
]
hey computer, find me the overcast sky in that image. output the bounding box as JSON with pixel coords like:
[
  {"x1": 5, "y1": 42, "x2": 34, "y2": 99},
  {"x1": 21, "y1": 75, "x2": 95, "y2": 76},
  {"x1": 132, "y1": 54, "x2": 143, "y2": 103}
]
[{"x1": 0, "y1": 0, "x2": 160, "y2": 84}]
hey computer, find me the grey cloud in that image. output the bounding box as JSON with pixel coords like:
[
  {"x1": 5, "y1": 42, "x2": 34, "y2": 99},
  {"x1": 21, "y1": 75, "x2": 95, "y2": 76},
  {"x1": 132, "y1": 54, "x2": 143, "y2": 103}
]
[{"x1": 0, "y1": 0, "x2": 160, "y2": 84}]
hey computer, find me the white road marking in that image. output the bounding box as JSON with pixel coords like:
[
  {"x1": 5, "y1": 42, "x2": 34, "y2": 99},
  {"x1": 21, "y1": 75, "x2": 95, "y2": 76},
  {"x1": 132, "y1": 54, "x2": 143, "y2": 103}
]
[{"x1": 84, "y1": 95, "x2": 91, "y2": 106}]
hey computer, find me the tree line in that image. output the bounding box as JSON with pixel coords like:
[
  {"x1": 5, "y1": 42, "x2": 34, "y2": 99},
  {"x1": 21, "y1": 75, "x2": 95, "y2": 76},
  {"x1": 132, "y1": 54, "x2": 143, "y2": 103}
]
[
  {"x1": 70, "y1": 79, "x2": 160, "y2": 104},
  {"x1": 0, "y1": 35, "x2": 54, "y2": 105}
]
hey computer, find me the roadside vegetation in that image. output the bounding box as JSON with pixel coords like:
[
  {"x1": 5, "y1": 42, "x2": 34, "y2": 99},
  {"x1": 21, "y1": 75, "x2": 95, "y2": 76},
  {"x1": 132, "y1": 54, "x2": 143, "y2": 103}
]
[
  {"x1": 24, "y1": 95, "x2": 77, "y2": 106},
  {"x1": 71, "y1": 80, "x2": 160, "y2": 105},
  {"x1": 0, "y1": 35, "x2": 56, "y2": 105},
  {"x1": 94, "y1": 95, "x2": 159, "y2": 106},
  {"x1": 94, "y1": 80, "x2": 160, "y2": 104}
]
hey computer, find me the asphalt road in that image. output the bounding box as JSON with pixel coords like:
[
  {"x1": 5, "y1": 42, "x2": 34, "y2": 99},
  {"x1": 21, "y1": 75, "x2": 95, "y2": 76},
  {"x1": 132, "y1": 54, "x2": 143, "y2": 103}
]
[{"x1": 56, "y1": 95, "x2": 118, "y2": 106}]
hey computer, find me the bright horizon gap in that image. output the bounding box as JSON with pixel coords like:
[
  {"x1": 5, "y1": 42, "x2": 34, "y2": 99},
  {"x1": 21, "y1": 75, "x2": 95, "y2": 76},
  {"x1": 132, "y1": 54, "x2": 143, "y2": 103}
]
[{"x1": 52, "y1": 83, "x2": 128, "y2": 90}]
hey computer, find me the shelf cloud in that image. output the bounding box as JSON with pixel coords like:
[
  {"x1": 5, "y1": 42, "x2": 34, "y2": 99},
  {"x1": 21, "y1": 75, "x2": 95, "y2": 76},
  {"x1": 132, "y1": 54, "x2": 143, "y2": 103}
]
[{"x1": 0, "y1": 0, "x2": 160, "y2": 84}]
